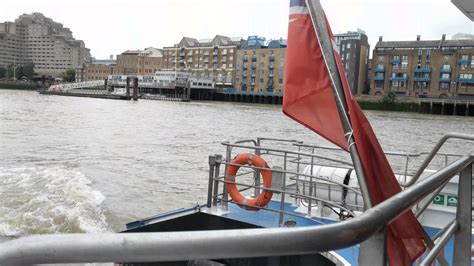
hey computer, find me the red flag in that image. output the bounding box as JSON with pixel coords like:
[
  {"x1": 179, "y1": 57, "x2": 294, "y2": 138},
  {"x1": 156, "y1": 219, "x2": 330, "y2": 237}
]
[
  {"x1": 283, "y1": 1, "x2": 426, "y2": 265},
  {"x1": 283, "y1": 0, "x2": 347, "y2": 149}
]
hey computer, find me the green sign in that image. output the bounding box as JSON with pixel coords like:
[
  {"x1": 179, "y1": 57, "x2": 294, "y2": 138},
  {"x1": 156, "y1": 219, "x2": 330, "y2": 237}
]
[
  {"x1": 447, "y1": 196, "x2": 458, "y2": 207},
  {"x1": 433, "y1": 194, "x2": 445, "y2": 205}
]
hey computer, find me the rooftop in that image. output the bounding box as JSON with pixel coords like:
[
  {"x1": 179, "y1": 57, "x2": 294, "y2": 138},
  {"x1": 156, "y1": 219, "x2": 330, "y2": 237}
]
[{"x1": 375, "y1": 35, "x2": 474, "y2": 49}]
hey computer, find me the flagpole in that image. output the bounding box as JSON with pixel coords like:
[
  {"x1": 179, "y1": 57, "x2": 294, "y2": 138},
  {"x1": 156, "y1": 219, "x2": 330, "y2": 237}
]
[{"x1": 305, "y1": 0, "x2": 373, "y2": 210}]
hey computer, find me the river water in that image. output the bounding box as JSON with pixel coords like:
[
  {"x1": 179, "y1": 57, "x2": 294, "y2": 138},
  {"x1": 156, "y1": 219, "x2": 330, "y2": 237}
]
[{"x1": 0, "y1": 89, "x2": 473, "y2": 238}]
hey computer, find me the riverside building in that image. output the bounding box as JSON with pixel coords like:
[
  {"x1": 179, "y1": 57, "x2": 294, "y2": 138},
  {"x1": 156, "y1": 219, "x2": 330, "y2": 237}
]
[
  {"x1": 76, "y1": 56, "x2": 116, "y2": 82},
  {"x1": 116, "y1": 47, "x2": 163, "y2": 75},
  {"x1": 0, "y1": 13, "x2": 90, "y2": 77},
  {"x1": 370, "y1": 35, "x2": 474, "y2": 99},
  {"x1": 234, "y1": 36, "x2": 287, "y2": 95},
  {"x1": 162, "y1": 35, "x2": 243, "y2": 88},
  {"x1": 333, "y1": 31, "x2": 370, "y2": 95}
]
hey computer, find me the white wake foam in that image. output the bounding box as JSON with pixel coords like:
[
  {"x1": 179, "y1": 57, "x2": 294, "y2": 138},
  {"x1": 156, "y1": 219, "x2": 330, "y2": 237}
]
[{"x1": 0, "y1": 166, "x2": 108, "y2": 237}]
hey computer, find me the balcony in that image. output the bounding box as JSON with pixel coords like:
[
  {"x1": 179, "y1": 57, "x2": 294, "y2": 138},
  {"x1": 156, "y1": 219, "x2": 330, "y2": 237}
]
[
  {"x1": 374, "y1": 76, "x2": 384, "y2": 81},
  {"x1": 269, "y1": 73, "x2": 274, "y2": 78},
  {"x1": 251, "y1": 73, "x2": 256, "y2": 78},
  {"x1": 179, "y1": 52, "x2": 185, "y2": 56},
  {"x1": 389, "y1": 76, "x2": 408, "y2": 81},
  {"x1": 440, "y1": 68, "x2": 452, "y2": 73},
  {"x1": 243, "y1": 56, "x2": 248, "y2": 61},
  {"x1": 213, "y1": 58, "x2": 218, "y2": 63},
  {"x1": 242, "y1": 74, "x2": 247, "y2": 78},
  {"x1": 373, "y1": 67, "x2": 385, "y2": 73},
  {"x1": 439, "y1": 77, "x2": 451, "y2": 82},
  {"x1": 269, "y1": 64, "x2": 275, "y2": 69},
  {"x1": 457, "y1": 78, "x2": 474, "y2": 84},
  {"x1": 213, "y1": 51, "x2": 218, "y2": 56},
  {"x1": 458, "y1": 59, "x2": 470, "y2": 64},
  {"x1": 252, "y1": 55, "x2": 257, "y2": 61},
  {"x1": 250, "y1": 82, "x2": 255, "y2": 86},
  {"x1": 251, "y1": 65, "x2": 256, "y2": 70},
  {"x1": 241, "y1": 82, "x2": 247, "y2": 87},
  {"x1": 414, "y1": 67, "x2": 432, "y2": 73},
  {"x1": 242, "y1": 65, "x2": 247, "y2": 70},
  {"x1": 269, "y1": 54, "x2": 275, "y2": 61},
  {"x1": 414, "y1": 77, "x2": 431, "y2": 82},
  {"x1": 390, "y1": 59, "x2": 401, "y2": 64}
]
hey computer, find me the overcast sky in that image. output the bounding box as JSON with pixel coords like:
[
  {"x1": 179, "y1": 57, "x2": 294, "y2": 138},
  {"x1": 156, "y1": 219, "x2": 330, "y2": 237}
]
[{"x1": 1, "y1": 0, "x2": 472, "y2": 59}]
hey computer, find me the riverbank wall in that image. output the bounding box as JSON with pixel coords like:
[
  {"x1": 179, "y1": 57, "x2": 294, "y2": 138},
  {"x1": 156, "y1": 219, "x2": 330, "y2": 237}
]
[
  {"x1": 213, "y1": 92, "x2": 473, "y2": 116},
  {"x1": 0, "y1": 82, "x2": 37, "y2": 91}
]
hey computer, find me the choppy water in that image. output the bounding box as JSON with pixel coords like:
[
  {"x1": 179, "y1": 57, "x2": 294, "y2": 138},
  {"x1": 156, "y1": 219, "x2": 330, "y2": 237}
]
[{"x1": 0, "y1": 89, "x2": 473, "y2": 237}]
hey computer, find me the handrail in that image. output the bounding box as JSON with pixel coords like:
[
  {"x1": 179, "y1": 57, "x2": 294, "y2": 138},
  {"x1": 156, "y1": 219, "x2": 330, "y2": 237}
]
[
  {"x1": 0, "y1": 155, "x2": 471, "y2": 264},
  {"x1": 221, "y1": 142, "x2": 354, "y2": 167},
  {"x1": 293, "y1": 142, "x2": 461, "y2": 158},
  {"x1": 399, "y1": 132, "x2": 474, "y2": 187}
]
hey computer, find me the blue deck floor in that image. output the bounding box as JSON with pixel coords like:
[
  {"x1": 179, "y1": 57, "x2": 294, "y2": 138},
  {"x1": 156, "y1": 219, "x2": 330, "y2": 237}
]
[{"x1": 221, "y1": 200, "x2": 359, "y2": 265}]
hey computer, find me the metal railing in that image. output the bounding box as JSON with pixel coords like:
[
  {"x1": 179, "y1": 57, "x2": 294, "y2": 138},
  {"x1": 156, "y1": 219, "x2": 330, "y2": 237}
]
[
  {"x1": 0, "y1": 154, "x2": 471, "y2": 265},
  {"x1": 0, "y1": 134, "x2": 472, "y2": 265}
]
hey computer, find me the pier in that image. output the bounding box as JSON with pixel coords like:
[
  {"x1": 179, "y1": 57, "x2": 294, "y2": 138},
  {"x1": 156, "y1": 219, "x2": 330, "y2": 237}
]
[
  {"x1": 418, "y1": 99, "x2": 474, "y2": 116},
  {"x1": 217, "y1": 90, "x2": 283, "y2": 105},
  {"x1": 37, "y1": 77, "x2": 473, "y2": 116}
]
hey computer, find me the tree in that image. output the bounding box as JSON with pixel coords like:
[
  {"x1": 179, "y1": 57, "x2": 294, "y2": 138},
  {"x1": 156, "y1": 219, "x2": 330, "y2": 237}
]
[
  {"x1": 22, "y1": 63, "x2": 34, "y2": 79},
  {"x1": 0, "y1": 67, "x2": 6, "y2": 79},
  {"x1": 62, "y1": 69, "x2": 76, "y2": 82},
  {"x1": 382, "y1": 91, "x2": 397, "y2": 104},
  {"x1": 6, "y1": 64, "x2": 14, "y2": 78}
]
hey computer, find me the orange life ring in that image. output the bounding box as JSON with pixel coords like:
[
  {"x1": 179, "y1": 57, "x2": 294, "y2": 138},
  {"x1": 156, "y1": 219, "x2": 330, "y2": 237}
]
[{"x1": 225, "y1": 153, "x2": 273, "y2": 210}]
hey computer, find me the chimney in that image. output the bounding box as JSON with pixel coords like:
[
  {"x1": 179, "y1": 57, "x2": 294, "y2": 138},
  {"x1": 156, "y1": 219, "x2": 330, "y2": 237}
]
[
  {"x1": 378, "y1": 36, "x2": 383, "y2": 42},
  {"x1": 441, "y1": 34, "x2": 446, "y2": 41},
  {"x1": 416, "y1": 35, "x2": 421, "y2": 41}
]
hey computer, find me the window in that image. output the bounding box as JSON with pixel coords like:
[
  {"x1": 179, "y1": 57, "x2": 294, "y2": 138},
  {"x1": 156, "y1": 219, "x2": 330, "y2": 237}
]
[
  {"x1": 441, "y1": 73, "x2": 450, "y2": 79},
  {"x1": 418, "y1": 49, "x2": 422, "y2": 64},
  {"x1": 346, "y1": 43, "x2": 351, "y2": 49},
  {"x1": 440, "y1": 82, "x2": 449, "y2": 90},
  {"x1": 401, "y1": 55, "x2": 408, "y2": 70},
  {"x1": 259, "y1": 78, "x2": 264, "y2": 84},
  {"x1": 426, "y1": 49, "x2": 431, "y2": 63},
  {"x1": 346, "y1": 53, "x2": 350, "y2": 60},
  {"x1": 375, "y1": 81, "x2": 384, "y2": 89},
  {"x1": 442, "y1": 64, "x2": 450, "y2": 70}
]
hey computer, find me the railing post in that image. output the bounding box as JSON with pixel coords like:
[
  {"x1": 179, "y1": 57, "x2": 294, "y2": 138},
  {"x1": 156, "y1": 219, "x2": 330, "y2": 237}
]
[
  {"x1": 358, "y1": 227, "x2": 388, "y2": 266},
  {"x1": 254, "y1": 141, "x2": 261, "y2": 197},
  {"x1": 278, "y1": 153, "x2": 288, "y2": 226},
  {"x1": 212, "y1": 155, "x2": 222, "y2": 207},
  {"x1": 295, "y1": 146, "x2": 301, "y2": 204},
  {"x1": 223, "y1": 144, "x2": 231, "y2": 210},
  {"x1": 207, "y1": 155, "x2": 216, "y2": 208},
  {"x1": 452, "y1": 162, "x2": 472, "y2": 266},
  {"x1": 307, "y1": 154, "x2": 315, "y2": 216}
]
